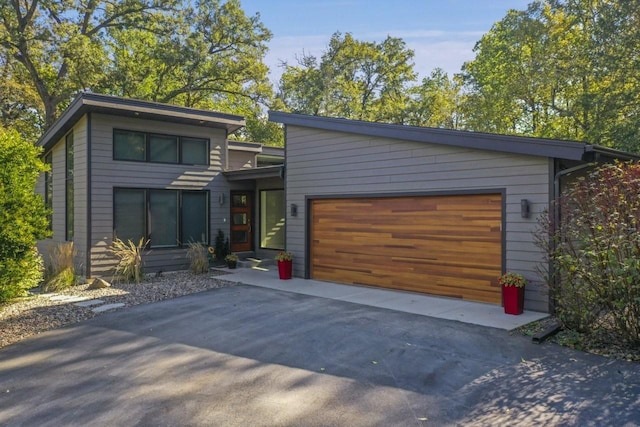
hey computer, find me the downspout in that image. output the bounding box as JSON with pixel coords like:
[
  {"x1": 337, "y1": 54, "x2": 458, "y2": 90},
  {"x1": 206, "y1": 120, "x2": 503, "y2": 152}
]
[
  {"x1": 550, "y1": 158, "x2": 598, "y2": 313},
  {"x1": 86, "y1": 112, "x2": 92, "y2": 279}
]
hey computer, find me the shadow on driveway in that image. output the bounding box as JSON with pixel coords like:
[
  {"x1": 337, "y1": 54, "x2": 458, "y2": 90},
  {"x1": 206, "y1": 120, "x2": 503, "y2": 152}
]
[{"x1": 0, "y1": 285, "x2": 638, "y2": 426}]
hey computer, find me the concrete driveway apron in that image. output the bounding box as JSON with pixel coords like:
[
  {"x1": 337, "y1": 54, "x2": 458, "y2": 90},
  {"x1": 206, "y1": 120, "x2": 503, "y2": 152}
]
[{"x1": 1, "y1": 285, "x2": 638, "y2": 426}]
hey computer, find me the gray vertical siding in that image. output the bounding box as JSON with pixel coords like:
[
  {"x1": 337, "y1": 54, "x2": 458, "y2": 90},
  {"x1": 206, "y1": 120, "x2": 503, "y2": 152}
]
[
  {"x1": 285, "y1": 125, "x2": 551, "y2": 312},
  {"x1": 89, "y1": 113, "x2": 230, "y2": 277}
]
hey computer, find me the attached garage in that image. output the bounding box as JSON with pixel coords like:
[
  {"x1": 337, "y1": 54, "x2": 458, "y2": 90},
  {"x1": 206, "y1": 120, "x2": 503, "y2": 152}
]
[
  {"x1": 269, "y1": 110, "x2": 639, "y2": 312},
  {"x1": 310, "y1": 193, "x2": 503, "y2": 304}
]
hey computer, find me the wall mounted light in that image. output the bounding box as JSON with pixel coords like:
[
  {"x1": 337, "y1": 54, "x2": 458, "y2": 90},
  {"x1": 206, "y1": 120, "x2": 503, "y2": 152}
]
[
  {"x1": 218, "y1": 192, "x2": 225, "y2": 206},
  {"x1": 520, "y1": 199, "x2": 530, "y2": 218},
  {"x1": 290, "y1": 203, "x2": 298, "y2": 217}
]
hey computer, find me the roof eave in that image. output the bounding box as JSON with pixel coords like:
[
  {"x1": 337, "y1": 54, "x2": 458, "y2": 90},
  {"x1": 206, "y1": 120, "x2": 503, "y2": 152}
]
[
  {"x1": 268, "y1": 111, "x2": 639, "y2": 162},
  {"x1": 38, "y1": 93, "x2": 245, "y2": 151}
]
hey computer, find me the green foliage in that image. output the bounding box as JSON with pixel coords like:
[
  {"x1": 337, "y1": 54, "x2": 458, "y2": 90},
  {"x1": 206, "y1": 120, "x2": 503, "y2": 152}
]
[
  {"x1": 461, "y1": 0, "x2": 640, "y2": 151},
  {"x1": 187, "y1": 242, "x2": 209, "y2": 275},
  {"x1": 278, "y1": 32, "x2": 417, "y2": 124},
  {"x1": 0, "y1": 127, "x2": 48, "y2": 302},
  {"x1": 43, "y1": 242, "x2": 77, "y2": 292},
  {"x1": 0, "y1": 248, "x2": 44, "y2": 302},
  {"x1": 1, "y1": 0, "x2": 274, "y2": 139},
  {"x1": 535, "y1": 161, "x2": 640, "y2": 345},
  {"x1": 498, "y1": 272, "x2": 527, "y2": 288},
  {"x1": 110, "y1": 237, "x2": 148, "y2": 284}
]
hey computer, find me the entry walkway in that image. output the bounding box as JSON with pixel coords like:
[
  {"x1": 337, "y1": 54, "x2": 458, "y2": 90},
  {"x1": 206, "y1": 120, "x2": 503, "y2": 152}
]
[{"x1": 225, "y1": 268, "x2": 548, "y2": 331}]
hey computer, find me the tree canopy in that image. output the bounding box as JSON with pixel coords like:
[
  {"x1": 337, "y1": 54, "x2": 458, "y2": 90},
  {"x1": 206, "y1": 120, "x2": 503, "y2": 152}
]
[
  {"x1": 461, "y1": 0, "x2": 640, "y2": 151},
  {"x1": 1, "y1": 0, "x2": 640, "y2": 151},
  {"x1": 0, "y1": 0, "x2": 277, "y2": 143}
]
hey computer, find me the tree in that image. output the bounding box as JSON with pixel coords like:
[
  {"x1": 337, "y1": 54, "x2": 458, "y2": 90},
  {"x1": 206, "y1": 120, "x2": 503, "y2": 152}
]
[
  {"x1": 278, "y1": 32, "x2": 417, "y2": 123},
  {"x1": 461, "y1": 0, "x2": 640, "y2": 152},
  {"x1": 405, "y1": 68, "x2": 463, "y2": 129},
  {"x1": 0, "y1": 0, "x2": 274, "y2": 141},
  {"x1": 0, "y1": 127, "x2": 49, "y2": 302}
]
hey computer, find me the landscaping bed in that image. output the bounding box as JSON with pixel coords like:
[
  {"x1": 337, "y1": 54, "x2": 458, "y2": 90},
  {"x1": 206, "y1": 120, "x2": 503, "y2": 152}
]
[
  {"x1": 518, "y1": 317, "x2": 640, "y2": 362},
  {"x1": 0, "y1": 270, "x2": 236, "y2": 349}
]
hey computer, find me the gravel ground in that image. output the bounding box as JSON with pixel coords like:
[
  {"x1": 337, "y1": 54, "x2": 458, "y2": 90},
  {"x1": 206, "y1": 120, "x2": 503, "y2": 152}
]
[{"x1": 0, "y1": 270, "x2": 237, "y2": 349}]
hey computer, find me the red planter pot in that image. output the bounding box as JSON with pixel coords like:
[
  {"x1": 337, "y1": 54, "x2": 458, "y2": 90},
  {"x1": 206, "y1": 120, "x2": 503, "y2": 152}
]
[
  {"x1": 502, "y1": 285, "x2": 525, "y2": 315},
  {"x1": 278, "y1": 260, "x2": 292, "y2": 280}
]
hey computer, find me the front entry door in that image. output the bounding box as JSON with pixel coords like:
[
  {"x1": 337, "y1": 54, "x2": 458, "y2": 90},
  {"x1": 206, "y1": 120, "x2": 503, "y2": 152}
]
[{"x1": 230, "y1": 192, "x2": 253, "y2": 252}]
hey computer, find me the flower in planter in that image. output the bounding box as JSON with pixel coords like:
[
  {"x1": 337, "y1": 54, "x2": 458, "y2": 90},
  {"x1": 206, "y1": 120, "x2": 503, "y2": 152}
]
[
  {"x1": 275, "y1": 251, "x2": 293, "y2": 261},
  {"x1": 225, "y1": 253, "x2": 238, "y2": 262},
  {"x1": 498, "y1": 272, "x2": 527, "y2": 287}
]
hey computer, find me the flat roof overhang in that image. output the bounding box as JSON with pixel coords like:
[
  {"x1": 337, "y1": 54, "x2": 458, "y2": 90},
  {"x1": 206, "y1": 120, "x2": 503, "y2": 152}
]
[
  {"x1": 224, "y1": 165, "x2": 284, "y2": 181},
  {"x1": 38, "y1": 93, "x2": 245, "y2": 151}
]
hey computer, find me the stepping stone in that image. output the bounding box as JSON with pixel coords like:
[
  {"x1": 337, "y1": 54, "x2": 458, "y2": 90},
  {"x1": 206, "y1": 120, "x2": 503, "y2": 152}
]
[
  {"x1": 74, "y1": 299, "x2": 105, "y2": 307},
  {"x1": 91, "y1": 303, "x2": 125, "y2": 313},
  {"x1": 49, "y1": 295, "x2": 90, "y2": 303}
]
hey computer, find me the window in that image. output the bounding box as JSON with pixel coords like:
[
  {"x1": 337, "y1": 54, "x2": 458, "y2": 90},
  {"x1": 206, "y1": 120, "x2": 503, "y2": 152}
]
[
  {"x1": 114, "y1": 189, "x2": 146, "y2": 243},
  {"x1": 149, "y1": 190, "x2": 178, "y2": 247},
  {"x1": 182, "y1": 192, "x2": 209, "y2": 244},
  {"x1": 114, "y1": 130, "x2": 145, "y2": 161},
  {"x1": 149, "y1": 134, "x2": 178, "y2": 163},
  {"x1": 65, "y1": 133, "x2": 74, "y2": 241},
  {"x1": 113, "y1": 129, "x2": 208, "y2": 165},
  {"x1": 260, "y1": 190, "x2": 285, "y2": 249},
  {"x1": 113, "y1": 188, "x2": 209, "y2": 248},
  {"x1": 44, "y1": 152, "x2": 53, "y2": 231},
  {"x1": 181, "y1": 137, "x2": 208, "y2": 165}
]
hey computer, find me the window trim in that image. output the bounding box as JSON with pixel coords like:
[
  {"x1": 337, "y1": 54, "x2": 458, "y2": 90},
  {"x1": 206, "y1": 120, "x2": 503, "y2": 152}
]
[
  {"x1": 44, "y1": 151, "x2": 53, "y2": 231},
  {"x1": 65, "y1": 132, "x2": 74, "y2": 241},
  {"x1": 113, "y1": 187, "x2": 210, "y2": 249},
  {"x1": 113, "y1": 129, "x2": 210, "y2": 165}
]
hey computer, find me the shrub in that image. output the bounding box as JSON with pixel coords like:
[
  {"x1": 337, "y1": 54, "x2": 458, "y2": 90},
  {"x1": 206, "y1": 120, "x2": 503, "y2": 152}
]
[
  {"x1": 0, "y1": 248, "x2": 44, "y2": 302},
  {"x1": 42, "y1": 242, "x2": 77, "y2": 292},
  {"x1": 0, "y1": 128, "x2": 49, "y2": 302},
  {"x1": 535, "y1": 161, "x2": 640, "y2": 345},
  {"x1": 187, "y1": 242, "x2": 209, "y2": 274},
  {"x1": 110, "y1": 237, "x2": 148, "y2": 283}
]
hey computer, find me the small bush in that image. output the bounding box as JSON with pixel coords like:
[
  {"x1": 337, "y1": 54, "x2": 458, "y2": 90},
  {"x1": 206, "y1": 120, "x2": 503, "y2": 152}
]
[
  {"x1": 110, "y1": 237, "x2": 148, "y2": 283},
  {"x1": 187, "y1": 242, "x2": 209, "y2": 274},
  {"x1": 536, "y1": 161, "x2": 640, "y2": 345},
  {"x1": 0, "y1": 248, "x2": 44, "y2": 302},
  {"x1": 42, "y1": 242, "x2": 77, "y2": 292}
]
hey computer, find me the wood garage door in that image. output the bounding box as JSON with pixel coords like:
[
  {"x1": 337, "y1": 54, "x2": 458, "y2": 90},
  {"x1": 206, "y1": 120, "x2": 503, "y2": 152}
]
[{"x1": 310, "y1": 194, "x2": 503, "y2": 304}]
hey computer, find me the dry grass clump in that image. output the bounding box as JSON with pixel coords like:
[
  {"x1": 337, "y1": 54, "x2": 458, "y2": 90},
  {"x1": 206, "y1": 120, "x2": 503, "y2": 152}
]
[
  {"x1": 43, "y1": 242, "x2": 77, "y2": 292},
  {"x1": 187, "y1": 242, "x2": 209, "y2": 275},
  {"x1": 110, "y1": 237, "x2": 148, "y2": 283}
]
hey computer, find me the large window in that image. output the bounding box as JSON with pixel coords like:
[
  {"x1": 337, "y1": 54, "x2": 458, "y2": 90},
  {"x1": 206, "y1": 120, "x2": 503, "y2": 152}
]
[
  {"x1": 260, "y1": 190, "x2": 285, "y2": 249},
  {"x1": 113, "y1": 129, "x2": 208, "y2": 165},
  {"x1": 113, "y1": 188, "x2": 209, "y2": 248},
  {"x1": 44, "y1": 151, "x2": 53, "y2": 231},
  {"x1": 65, "y1": 133, "x2": 74, "y2": 241}
]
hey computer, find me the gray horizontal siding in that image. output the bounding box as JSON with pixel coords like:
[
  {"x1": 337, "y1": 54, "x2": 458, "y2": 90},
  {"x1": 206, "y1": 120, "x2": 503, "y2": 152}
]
[
  {"x1": 89, "y1": 113, "x2": 230, "y2": 277},
  {"x1": 36, "y1": 118, "x2": 88, "y2": 275},
  {"x1": 285, "y1": 125, "x2": 551, "y2": 312}
]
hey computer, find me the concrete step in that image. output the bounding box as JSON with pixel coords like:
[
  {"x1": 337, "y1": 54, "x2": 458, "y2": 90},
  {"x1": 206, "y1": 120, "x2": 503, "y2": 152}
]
[{"x1": 238, "y1": 257, "x2": 275, "y2": 269}]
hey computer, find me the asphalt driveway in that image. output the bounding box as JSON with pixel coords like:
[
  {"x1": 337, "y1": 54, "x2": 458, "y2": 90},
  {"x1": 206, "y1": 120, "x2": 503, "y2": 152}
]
[{"x1": 0, "y1": 285, "x2": 638, "y2": 426}]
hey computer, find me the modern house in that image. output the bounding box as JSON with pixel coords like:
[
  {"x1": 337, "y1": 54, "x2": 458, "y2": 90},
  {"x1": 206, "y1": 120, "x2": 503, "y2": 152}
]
[
  {"x1": 37, "y1": 92, "x2": 638, "y2": 313},
  {"x1": 36, "y1": 93, "x2": 284, "y2": 279},
  {"x1": 267, "y1": 111, "x2": 638, "y2": 312}
]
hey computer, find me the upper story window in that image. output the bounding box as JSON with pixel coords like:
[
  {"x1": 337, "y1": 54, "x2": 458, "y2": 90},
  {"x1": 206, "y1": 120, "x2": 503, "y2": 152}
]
[{"x1": 113, "y1": 129, "x2": 209, "y2": 165}]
